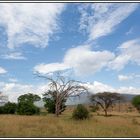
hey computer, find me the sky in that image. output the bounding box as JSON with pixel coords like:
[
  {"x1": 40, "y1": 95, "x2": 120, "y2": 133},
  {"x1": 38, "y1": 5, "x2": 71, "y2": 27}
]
[{"x1": 0, "y1": 3, "x2": 140, "y2": 102}]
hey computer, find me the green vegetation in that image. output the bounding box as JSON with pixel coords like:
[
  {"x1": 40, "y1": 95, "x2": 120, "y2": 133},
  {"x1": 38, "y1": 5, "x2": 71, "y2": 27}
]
[
  {"x1": 132, "y1": 95, "x2": 140, "y2": 112},
  {"x1": 72, "y1": 104, "x2": 89, "y2": 120},
  {"x1": 17, "y1": 93, "x2": 41, "y2": 115},
  {"x1": 17, "y1": 101, "x2": 40, "y2": 115},
  {"x1": 18, "y1": 93, "x2": 41, "y2": 103},
  {"x1": 43, "y1": 90, "x2": 66, "y2": 114},
  {"x1": 0, "y1": 102, "x2": 17, "y2": 114}
]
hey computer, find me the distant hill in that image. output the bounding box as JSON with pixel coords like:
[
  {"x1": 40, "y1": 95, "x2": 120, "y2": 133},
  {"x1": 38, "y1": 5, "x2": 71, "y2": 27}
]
[{"x1": 121, "y1": 94, "x2": 136, "y2": 102}]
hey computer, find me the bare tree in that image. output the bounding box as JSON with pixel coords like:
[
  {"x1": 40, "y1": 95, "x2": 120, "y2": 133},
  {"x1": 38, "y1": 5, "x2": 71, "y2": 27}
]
[
  {"x1": 90, "y1": 92, "x2": 123, "y2": 116},
  {"x1": 35, "y1": 72, "x2": 87, "y2": 117}
]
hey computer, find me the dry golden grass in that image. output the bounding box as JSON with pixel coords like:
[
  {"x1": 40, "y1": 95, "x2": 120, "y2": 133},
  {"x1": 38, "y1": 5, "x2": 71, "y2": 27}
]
[{"x1": 0, "y1": 108, "x2": 140, "y2": 137}]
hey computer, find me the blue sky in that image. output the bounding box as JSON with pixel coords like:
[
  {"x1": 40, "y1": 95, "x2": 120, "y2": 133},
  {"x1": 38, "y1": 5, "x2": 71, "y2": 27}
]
[{"x1": 0, "y1": 3, "x2": 140, "y2": 102}]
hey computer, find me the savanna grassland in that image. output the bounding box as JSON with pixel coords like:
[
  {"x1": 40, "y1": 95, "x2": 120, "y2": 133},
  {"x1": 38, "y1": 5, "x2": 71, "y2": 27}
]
[{"x1": 0, "y1": 106, "x2": 140, "y2": 137}]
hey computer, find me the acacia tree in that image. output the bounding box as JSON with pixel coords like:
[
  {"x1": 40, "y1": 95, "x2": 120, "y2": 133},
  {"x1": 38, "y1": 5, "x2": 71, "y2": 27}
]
[
  {"x1": 36, "y1": 72, "x2": 87, "y2": 117},
  {"x1": 90, "y1": 92, "x2": 123, "y2": 116}
]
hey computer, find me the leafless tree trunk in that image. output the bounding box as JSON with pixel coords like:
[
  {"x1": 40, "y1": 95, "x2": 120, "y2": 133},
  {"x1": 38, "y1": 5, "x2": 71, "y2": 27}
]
[
  {"x1": 104, "y1": 109, "x2": 108, "y2": 116},
  {"x1": 118, "y1": 100, "x2": 121, "y2": 112}
]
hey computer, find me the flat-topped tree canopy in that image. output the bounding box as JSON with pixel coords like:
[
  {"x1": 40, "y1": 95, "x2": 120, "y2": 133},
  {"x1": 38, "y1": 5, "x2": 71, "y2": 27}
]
[{"x1": 90, "y1": 92, "x2": 123, "y2": 116}]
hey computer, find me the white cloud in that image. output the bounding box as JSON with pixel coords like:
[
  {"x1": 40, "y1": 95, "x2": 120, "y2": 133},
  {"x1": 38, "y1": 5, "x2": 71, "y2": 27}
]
[
  {"x1": 0, "y1": 3, "x2": 65, "y2": 49},
  {"x1": 83, "y1": 81, "x2": 115, "y2": 93},
  {"x1": 108, "y1": 55, "x2": 131, "y2": 71},
  {"x1": 64, "y1": 45, "x2": 115, "y2": 76},
  {"x1": 34, "y1": 45, "x2": 115, "y2": 76},
  {"x1": 119, "y1": 39, "x2": 140, "y2": 65},
  {"x1": 79, "y1": 3, "x2": 138, "y2": 40},
  {"x1": 1, "y1": 82, "x2": 49, "y2": 102},
  {"x1": 83, "y1": 81, "x2": 140, "y2": 95},
  {"x1": 118, "y1": 75, "x2": 133, "y2": 81},
  {"x1": 33, "y1": 63, "x2": 70, "y2": 75},
  {"x1": 108, "y1": 39, "x2": 140, "y2": 71},
  {"x1": 2, "y1": 83, "x2": 34, "y2": 102},
  {"x1": 33, "y1": 38, "x2": 140, "y2": 76},
  {"x1": 2, "y1": 52, "x2": 26, "y2": 60},
  {"x1": 118, "y1": 73, "x2": 140, "y2": 82},
  {"x1": 0, "y1": 67, "x2": 7, "y2": 74},
  {"x1": 117, "y1": 86, "x2": 140, "y2": 95}
]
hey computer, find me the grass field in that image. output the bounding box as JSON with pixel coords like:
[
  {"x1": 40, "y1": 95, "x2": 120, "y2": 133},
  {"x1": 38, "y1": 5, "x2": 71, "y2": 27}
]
[{"x1": 0, "y1": 108, "x2": 140, "y2": 137}]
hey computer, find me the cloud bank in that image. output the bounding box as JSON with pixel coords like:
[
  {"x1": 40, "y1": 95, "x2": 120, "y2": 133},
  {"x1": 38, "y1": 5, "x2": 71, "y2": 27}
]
[
  {"x1": 79, "y1": 3, "x2": 138, "y2": 40},
  {"x1": 34, "y1": 45, "x2": 115, "y2": 76},
  {"x1": 0, "y1": 3, "x2": 65, "y2": 49},
  {"x1": 1, "y1": 81, "x2": 140, "y2": 102},
  {"x1": 108, "y1": 39, "x2": 140, "y2": 70}
]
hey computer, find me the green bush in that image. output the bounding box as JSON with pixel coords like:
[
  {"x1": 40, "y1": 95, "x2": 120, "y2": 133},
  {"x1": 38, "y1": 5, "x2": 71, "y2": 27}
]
[
  {"x1": 3, "y1": 102, "x2": 17, "y2": 114},
  {"x1": 0, "y1": 106, "x2": 4, "y2": 114},
  {"x1": 44, "y1": 98, "x2": 55, "y2": 113},
  {"x1": 0, "y1": 102, "x2": 17, "y2": 114},
  {"x1": 132, "y1": 95, "x2": 140, "y2": 112},
  {"x1": 17, "y1": 101, "x2": 40, "y2": 115},
  {"x1": 72, "y1": 104, "x2": 89, "y2": 120}
]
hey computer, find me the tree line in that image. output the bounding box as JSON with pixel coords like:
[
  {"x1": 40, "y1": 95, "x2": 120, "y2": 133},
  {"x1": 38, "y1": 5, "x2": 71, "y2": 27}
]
[{"x1": 0, "y1": 72, "x2": 140, "y2": 120}]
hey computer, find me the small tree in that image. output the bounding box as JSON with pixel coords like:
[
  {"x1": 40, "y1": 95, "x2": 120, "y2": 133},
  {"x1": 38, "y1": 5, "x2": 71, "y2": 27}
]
[
  {"x1": 132, "y1": 95, "x2": 140, "y2": 112},
  {"x1": 72, "y1": 104, "x2": 89, "y2": 120},
  {"x1": 17, "y1": 101, "x2": 40, "y2": 115},
  {"x1": 17, "y1": 93, "x2": 41, "y2": 115},
  {"x1": 44, "y1": 98, "x2": 55, "y2": 113},
  {"x1": 90, "y1": 92, "x2": 122, "y2": 116}
]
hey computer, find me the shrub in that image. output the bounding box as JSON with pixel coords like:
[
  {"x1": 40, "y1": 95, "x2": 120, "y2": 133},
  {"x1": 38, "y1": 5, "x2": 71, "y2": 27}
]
[
  {"x1": 44, "y1": 98, "x2": 55, "y2": 113},
  {"x1": 0, "y1": 106, "x2": 4, "y2": 114},
  {"x1": 132, "y1": 95, "x2": 140, "y2": 112},
  {"x1": 3, "y1": 102, "x2": 17, "y2": 114},
  {"x1": 0, "y1": 102, "x2": 17, "y2": 114},
  {"x1": 72, "y1": 104, "x2": 89, "y2": 120},
  {"x1": 17, "y1": 101, "x2": 40, "y2": 115}
]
